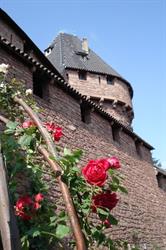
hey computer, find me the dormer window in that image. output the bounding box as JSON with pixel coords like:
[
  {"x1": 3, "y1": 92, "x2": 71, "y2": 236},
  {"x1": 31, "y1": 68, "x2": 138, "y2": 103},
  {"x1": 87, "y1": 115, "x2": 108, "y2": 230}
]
[
  {"x1": 107, "y1": 75, "x2": 114, "y2": 85},
  {"x1": 78, "y1": 70, "x2": 87, "y2": 80}
]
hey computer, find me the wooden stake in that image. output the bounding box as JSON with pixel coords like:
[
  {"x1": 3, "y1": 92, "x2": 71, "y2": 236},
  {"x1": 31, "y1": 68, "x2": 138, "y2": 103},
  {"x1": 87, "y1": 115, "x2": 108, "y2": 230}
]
[{"x1": 0, "y1": 143, "x2": 21, "y2": 250}]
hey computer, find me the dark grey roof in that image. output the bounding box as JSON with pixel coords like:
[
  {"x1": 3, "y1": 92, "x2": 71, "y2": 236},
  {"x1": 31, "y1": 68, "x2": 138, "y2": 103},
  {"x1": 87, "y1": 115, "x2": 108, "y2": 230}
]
[{"x1": 46, "y1": 33, "x2": 133, "y2": 97}]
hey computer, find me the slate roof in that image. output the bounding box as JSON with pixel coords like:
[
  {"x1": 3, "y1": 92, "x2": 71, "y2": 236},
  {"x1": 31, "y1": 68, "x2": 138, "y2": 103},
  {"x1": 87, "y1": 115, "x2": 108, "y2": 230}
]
[{"x1": 46, "y1": 33, "x2": 133, "y2": 97}]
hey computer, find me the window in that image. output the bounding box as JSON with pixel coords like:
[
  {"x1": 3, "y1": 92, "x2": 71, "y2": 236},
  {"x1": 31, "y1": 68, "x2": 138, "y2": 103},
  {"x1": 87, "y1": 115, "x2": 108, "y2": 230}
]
[
  {"x1": 107, "y1": 75, "x2": 114, "y2": 85},
  {"x1": 78, "y1": 71, "x2": 87, "y2": 80},
  {"x1": 135, "y1": 140, "x2": 142, "y2": 157},
  {"x1": 33, "y1": 69, "x2": 49, "y2": 100},
  {"x1": 111, "y1": 124, "x2": 120, "y2": 142},
  {"x1": 80, "y1": 101, "x2": 91, "y2": 124},
  {"x1": 98, "y1": 76, "x2": 101, "y2": 84},
  {"x1": 156, "y1": 172, "x2": 166, "y2": 191}
]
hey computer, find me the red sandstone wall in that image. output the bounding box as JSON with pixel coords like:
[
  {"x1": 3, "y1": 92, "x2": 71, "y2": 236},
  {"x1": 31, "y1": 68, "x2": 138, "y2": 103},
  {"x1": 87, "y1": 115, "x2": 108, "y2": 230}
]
[
  {"x1": 67, "y1": 70, "x2": 132, "y2": 107},
  {"x1": 0, "y1": 43, "x2": 166, "y2": 249},
  {"x1": 67, "y1": 69, "x2": 133, "y2": 127},
  {"x1": 37, "y1": 84, "x2": 166, "y2": 249},
  {"x1": 0, "y1": 17, "x2": 23, "y2": 50}
]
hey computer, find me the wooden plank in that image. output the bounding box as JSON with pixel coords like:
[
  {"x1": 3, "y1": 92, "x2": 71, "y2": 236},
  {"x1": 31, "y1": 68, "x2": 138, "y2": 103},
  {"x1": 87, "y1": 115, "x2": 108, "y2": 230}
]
[{"x1": 0, "y1": 144, "x2": 21, "y2": 250}]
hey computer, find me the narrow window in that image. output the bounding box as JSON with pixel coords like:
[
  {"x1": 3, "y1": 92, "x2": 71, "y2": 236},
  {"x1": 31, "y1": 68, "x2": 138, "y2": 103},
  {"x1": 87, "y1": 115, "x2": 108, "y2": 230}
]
[
  {"x1": 98, "y1": 76, "x2": 101, "y2": 84},
  {"x1": 111, "y1": 124, "x2": 120, "y2": 142},
  {"x1": 135, "y1": 140, "x2": 142, "y2": 157},
  {"x1": 80, "y1": 101, "x2": 91, "y2": 124},
  {"x1": 33, "y1": 70, "x2": 49, "y2": 100},
  {"x1": 78, "y1": 70, "x2": 87, "y2": 80},
  {"x1": 156, "y1": 172, "x2": 166, "y2": 191},
  {"x1": 107, "y1": 75, "x2": 114, "y2": 85}
]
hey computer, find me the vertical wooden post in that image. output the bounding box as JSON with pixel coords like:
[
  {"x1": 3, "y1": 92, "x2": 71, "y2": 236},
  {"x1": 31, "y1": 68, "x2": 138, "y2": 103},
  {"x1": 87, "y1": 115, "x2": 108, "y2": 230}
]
[{"x1": 0, "y1": 143, "x2": 21, "y2": 250}]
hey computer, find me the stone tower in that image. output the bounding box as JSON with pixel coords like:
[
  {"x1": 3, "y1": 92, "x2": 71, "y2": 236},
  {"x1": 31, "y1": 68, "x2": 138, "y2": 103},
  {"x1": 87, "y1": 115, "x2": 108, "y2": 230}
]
[{"x1": 45, "y1": 33, "x2": 134, "y2": 128}]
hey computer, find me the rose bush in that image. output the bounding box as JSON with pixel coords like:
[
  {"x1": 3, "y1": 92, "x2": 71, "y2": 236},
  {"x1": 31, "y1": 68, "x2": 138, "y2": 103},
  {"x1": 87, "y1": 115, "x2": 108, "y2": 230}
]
[{"x1": 0, "y1": 64, "x2": 128, "y2": 249}]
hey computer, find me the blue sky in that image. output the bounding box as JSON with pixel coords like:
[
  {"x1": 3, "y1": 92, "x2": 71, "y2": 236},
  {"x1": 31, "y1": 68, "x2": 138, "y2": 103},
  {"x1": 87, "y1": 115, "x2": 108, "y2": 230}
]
[{"x1": 1, "y1": 0, "x2": 165, "y2": 168}]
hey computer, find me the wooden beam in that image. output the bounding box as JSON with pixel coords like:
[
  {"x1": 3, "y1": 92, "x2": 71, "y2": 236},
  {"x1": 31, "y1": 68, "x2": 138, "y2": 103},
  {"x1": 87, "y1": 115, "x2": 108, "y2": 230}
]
[{"x1": 0, "y1": 143, "x2": 21, "y2": 250}]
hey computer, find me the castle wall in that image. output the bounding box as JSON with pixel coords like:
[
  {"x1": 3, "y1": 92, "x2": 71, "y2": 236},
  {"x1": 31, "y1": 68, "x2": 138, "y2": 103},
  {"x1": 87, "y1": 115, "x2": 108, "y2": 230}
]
[
  {"x1": 67, "y1": 69, "x2": 134, "y2": 127},
  {"x1": 0, "y1": 47, "x2": 166, "y2": 249},
  {"x1": 67, "y1": 70, "x2": 132, "y2": 107},
  {"x1": 0, "y1": 17, "x2": 23, "y2": 50}
]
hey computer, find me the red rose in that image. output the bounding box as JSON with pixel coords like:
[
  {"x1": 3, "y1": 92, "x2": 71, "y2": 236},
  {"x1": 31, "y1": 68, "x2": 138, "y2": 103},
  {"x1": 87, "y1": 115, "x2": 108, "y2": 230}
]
[
  {"x1": 15, "y1": 193, "x2": 44, "y2": 220},
  {"x1": 82, "y1": 160, "x2": 107, "y2": 186},
  {"x1": 44, "y1": 122, "x2": 63, "y2": 141},
  {"x1": 33, "y1": 202, "x2": 41, "y2": 210},
  {"x1": 15, "y1": 195, "x2": 32, "y2": 210},
  {"x1": 16, "y1": 210, "x2": 32, "y2": 220},
  {"x1": 22, "y1": 120, "x2": 36, "y2": 129},
  {"x1": 92, "y1": 191, "x2": 118, "y2": 212},
  {"x1": 44, "y1": 122, "x2": 56, "y2": 132},
  {"x1": 103, "y1": 219, "x2": 111, "y2": 228},
  {"x1": 15, "y1": 195, "x2": 33, "y2": 220},
  {"x1": 35, "y1": 193, "x2": 44, "y2": 202},
  {"x1": 105, "y1": 157, "x2": 121, "y2": 170},
  {"x1": 53, "y1": 127, "x2": 63, "y2": 141}
]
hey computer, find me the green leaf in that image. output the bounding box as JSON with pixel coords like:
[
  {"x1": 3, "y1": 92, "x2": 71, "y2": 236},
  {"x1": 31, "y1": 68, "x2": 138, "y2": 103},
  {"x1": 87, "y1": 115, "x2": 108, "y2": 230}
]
[
  {"x1": 6, "y1": 121, "x2": 18, "y2": 130},
  {"x1": 108, "y1": 214, "x2": 118, "y2": 225},
  {"x1": 92, "y1": 229, "x2": 106, "y2": 245},
  {"x1": 21, "y1": 236, "x2": 29, "y2": 250},
  {"x1": 50, "y1": 216, "x2": 56, "y2": 223},
  {"x1": 119, "y1": 185, "x2": 128, "y2": 194},
  {"x1": 32, "y1": 230, "x2": 41, "y2": 237},
  {"x1": 64, "y1": 148, "x2": 71, "y2": 156},
  {"x1": 112, "y1": 176, "x2": 120, "y2": 185},
  {"x1": 97, "y1": 208, "x2": 109, "y2": 215},
  {"x1": 109, "y1": 183, "x2": 118, "y2": 192},
  {"x1": 108, "y1": 168, "x2": 115, "y2": 176},
  {"x1": 56, "y1": 224, "x2": 70, "y2": 239},
  {"x1": 5, "y1": 121, "x2": 19, "y2": 134},
  {"x1": 18, "y1": 134, "x2": 33, "y2": 147}
]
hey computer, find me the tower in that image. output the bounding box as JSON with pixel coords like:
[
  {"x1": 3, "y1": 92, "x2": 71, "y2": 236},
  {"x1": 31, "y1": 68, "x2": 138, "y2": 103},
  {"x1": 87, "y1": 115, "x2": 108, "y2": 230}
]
[{"x1": 45, "y1": 33, "x2": 134, "y2": 128}]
